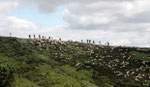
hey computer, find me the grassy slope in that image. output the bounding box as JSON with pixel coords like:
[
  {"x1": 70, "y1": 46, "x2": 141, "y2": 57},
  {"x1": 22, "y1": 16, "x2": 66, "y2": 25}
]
[{"x1": 0, "y1": 36, "x2": 150, "y2": 87}]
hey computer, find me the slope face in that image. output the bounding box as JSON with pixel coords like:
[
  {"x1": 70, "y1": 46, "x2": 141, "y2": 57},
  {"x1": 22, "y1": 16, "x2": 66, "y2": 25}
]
[{"x1": 0, "y1": 36, "x2": 150, "y2": 87}]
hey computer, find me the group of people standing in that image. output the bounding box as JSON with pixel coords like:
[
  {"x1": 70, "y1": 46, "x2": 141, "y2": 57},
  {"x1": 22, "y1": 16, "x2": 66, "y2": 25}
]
[
  {"x1": 8, "y1": 33, "x2": 109, "y2": 46},
  {"x1": 29, "y1": 34, "x2": 62, "y2": 41},
  {"x1": 29, "y1": 34, "x2": 110, "y2": 46},
  {"x1": 29, "y1": 34, "x2": 50, "y2": 39},
  {"x1": 80, "y1": 39, "x2": 110, "y2": 46}
]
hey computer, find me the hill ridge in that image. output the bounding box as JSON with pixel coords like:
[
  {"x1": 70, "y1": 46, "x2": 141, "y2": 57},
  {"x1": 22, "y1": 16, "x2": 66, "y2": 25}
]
[{"x1": 0, "y1": 36, "x2": 150, "y2": 87}]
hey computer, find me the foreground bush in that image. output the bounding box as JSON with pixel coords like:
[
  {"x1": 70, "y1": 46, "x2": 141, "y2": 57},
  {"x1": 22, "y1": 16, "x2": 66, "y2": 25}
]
[{"x1": 0, "y1": 63, "x2": 15, "y2": 87}]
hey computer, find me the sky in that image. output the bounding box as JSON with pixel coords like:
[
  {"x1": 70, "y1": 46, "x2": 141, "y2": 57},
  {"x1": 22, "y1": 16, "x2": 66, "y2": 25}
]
[{"x1": 0, "y1": 0, "x2": 150, "y2": 47}]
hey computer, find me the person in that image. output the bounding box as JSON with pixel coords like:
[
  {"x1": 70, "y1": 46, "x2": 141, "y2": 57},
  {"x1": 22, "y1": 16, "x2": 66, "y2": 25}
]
[
  {"x1": 89, "y1": 40, "x2": 91, "y2": 43},
  {"x1": 34, "y1": 34, "x2": 35, "y2": 39},
  {"x1": 106, "y1": 41, "x2": 109, "y2": 46},
  {"x1": 81, "y1": 40, "x2": 83, "y2": 43},
  {"x1": 42, "y1": 36, "x2": 44, "y2": 39},
  {"x1": 29, "y1": 34, "x2": 31, "y2": 39},
  {"x1": 87, "y1": 39, "x2": 89, "y2": 43},
  {"x1": 99, "y1": 41, "x2": 101, "y2": 45},
  {"x1": 93, "y1": 40, "x2": 95, "y2": 44},
  {"x1": 107, "y1": 41, "x2": 110, "y2": 46},
  {"x1": 59, "y1": 38, "x2": 61, "y2": 41},
  {"x1": 9, "y1": 33, "x2": 11, "y2": 37},
  {"x1": 39, "y1": 35, "x2": 41, "y2": 39}
]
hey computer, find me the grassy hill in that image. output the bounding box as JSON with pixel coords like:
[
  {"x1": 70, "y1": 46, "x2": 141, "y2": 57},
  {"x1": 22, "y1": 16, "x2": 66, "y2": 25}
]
[{"x1": 0, "y1": 36, "x2": 150, "y2": 87}]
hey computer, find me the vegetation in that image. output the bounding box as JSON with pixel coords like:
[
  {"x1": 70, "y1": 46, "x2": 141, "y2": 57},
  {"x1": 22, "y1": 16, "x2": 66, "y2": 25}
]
[{"x1": 0, "y1": 36, "x2": 150, "y2": 87}]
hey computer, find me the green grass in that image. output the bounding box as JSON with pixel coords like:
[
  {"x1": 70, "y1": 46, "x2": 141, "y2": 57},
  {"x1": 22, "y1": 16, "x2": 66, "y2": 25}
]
[
  {"x1": 0, "y1": 36, "x2": 150, "y2": 87},
  {"x1": 131, "y1": 51, "x2": 150, "y2": 61}
]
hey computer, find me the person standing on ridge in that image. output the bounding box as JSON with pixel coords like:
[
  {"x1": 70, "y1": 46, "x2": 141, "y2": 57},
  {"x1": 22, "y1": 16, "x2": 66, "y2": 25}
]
[
  {"x1": 42, "y1": 36, "x2": 44, "y2": 39},
  {"x1": 34, "y1": 34, "x2": 35, "y2": 39},
  {"x1": 39, "y1": 35, "x2": 41, "y2": 39},
  {"x1": 89, "y1": 40, "x2": 91, "y2": 43},
  {"x1": 93, "y1": 40, "x2": 95, "y2": 44},
  {"x1": 105, "y1": 41, "x2": 109, "y2": 46},
  {"x1": 107, "y1": 41, "x2": 110, "y2": 46},
  {"x1": 9, "y1": 33, "x2": 11, "y2": 37},
  {"x1": 99, "y1": 41, "x2": 101, "y2": 45},
  {"x1": 59, "y1": 38, "x2": 61, "y2": 41},
  {"x1": 29, "y1": 34, "x2": 31, "y2": 39}
]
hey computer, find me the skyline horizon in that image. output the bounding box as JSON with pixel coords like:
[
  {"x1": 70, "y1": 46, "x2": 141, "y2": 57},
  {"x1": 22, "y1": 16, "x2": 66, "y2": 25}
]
[{"x1": 0, "y1": 0, "x2": 150, "y2": 47}]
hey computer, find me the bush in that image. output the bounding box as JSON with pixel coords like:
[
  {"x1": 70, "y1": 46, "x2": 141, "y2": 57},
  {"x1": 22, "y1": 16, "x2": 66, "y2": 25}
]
[{"x1": 0, "y1": 63, "x2": 16, "y2": 87}]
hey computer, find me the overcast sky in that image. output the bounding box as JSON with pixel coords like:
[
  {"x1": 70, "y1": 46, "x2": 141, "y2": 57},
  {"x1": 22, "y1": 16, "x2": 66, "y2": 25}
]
[{"x1": 0, "y1": 0, "x2": 150, "y2": 47}]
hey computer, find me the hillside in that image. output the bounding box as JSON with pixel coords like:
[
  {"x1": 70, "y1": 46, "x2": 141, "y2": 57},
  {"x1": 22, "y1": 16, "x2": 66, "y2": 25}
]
[{"x1": 0, "y1": 36, "x2": 150, "y2": 87}]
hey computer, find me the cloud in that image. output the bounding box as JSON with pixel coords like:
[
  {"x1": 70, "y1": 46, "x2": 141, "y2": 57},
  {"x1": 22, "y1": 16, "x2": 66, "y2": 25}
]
[
  {"x1": 0, "y1": 0, "x2": 150, "y2": 47},
  {"x1": 0, "y1": 16, "x2": 38, "y2": 37},
  {"x1": 62, "y1": 0, "x2": 150, "y2": 30},
  {"x1": 0, "y1": 0, "x2": 18, "y2": 15},
  {"x1": 16, "y1": 0, "x2": 150, "y2": 28},
  {"x1": 17, "y1": 0, "x2": 67, "y2": 13},
  {"x1": 0, "y1": 15, "x2": 150, "y2": 47}
]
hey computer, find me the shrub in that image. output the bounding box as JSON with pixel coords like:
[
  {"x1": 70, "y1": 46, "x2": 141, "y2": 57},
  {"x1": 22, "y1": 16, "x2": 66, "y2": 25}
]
[{"x1": 0, "y1": 63, "x2": 16, "y2": 87}]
